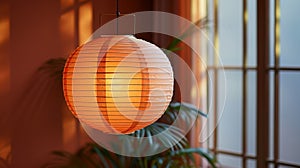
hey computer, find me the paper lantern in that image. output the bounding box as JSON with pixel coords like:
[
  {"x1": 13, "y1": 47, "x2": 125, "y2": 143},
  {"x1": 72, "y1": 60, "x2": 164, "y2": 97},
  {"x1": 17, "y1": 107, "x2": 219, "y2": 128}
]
[{"x1": 63, "y1": 35, "x2": 174, "y2": 134}]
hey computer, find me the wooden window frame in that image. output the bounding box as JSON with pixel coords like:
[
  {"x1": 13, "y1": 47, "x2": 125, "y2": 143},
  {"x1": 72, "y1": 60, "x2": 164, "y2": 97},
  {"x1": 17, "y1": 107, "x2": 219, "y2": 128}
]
[{"x1": 207, "y1": 0, "x2": 300, "y2": 167}]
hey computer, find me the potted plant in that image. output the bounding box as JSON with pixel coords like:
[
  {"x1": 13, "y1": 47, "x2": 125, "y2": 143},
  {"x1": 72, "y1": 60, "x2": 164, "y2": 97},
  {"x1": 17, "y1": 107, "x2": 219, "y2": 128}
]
[{"x1": 42, "y1": 102, "x2": 217, "y2": 168}]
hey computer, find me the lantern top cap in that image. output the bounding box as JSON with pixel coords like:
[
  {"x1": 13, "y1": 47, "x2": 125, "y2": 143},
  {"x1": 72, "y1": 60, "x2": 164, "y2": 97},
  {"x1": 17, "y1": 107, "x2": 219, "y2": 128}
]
[{"x1": 99, "y1": 35, "x2": 134, "y2": 38}]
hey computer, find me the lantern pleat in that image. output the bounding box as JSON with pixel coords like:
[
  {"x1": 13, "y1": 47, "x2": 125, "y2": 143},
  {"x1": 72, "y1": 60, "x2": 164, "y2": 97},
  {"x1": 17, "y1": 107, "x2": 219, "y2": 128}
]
[{"x1": 63, "y1": 35, "x2": 173, "y2": 134}]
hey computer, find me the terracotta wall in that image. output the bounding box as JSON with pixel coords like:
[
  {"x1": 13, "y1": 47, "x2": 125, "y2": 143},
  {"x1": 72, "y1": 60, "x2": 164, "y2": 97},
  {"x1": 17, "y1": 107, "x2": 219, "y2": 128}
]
[
  {"x1": 0, "y1": 0, "x2": 199, "y2": 167},
  {"x1": 0, "y1": 0, "x2": 153, "y2": 167}
]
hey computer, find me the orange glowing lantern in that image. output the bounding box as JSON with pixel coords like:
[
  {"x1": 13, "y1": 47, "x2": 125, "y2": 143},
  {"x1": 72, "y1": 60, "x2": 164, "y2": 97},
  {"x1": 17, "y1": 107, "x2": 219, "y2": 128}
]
[{"x1": 63, "y1": 35, "x2": 174, "y2": 134}]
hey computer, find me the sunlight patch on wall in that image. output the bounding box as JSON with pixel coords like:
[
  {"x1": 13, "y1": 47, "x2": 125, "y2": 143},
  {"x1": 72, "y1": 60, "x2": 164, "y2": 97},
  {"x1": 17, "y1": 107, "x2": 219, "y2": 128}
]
[
  {"x1": 79, "y1": 2, "x2": 92, "y2": 45},
  {"x1": 191, "y1": 0, "x2": 206, "y2": 22},
  {"x1": 0, "y1": 138, "x2": 11, "y2": 163},
  {"x1": 0, "y1": 19, "x2": 9, "y2": 45},
  {"x1": 190, "y1": 1, "x2": 208, "y2": 165},
  {"x1": 60, "y1": 0, "x2": 74, "y2": 10},
  {"x1": 60, "y1": 10, "x2": 76, "y2": 55},
  {"x1": 0, "y1": 2, "x2": 10, "y2": 94},
  {"x1": 191, "y1": 0, "x2": 207, "y2": 107}
]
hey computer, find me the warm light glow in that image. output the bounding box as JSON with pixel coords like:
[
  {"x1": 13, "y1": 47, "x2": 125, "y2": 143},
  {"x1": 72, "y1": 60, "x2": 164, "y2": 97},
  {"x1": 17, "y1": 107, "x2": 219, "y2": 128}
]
[
  {"x1": 63, "y1": 35, "x2": 174, "y2": 134},
  {"x1": 60, "y1": 10, "x2": 76, "y2": 54},
  {"x1": 0, "y1": 138, "x2": 10, "y2": 161},
  {"x1": 79, "y1": 2, "x2": 92, "y2": 45},
  {"x1": 191, "y1": 0, "x2": 208, "y2": 159},
  {"x1": 0, "y1": 3, "x2": 10, "y2": 94},
  {"x1": 191, "y1": 0, "x2": 206, "y2": 22},
  {"x1": 244, "y1": 9, "x2": 248, "y2": 24},
  {"x1": 191, "y1": 0, "x2": 207, "y2": 107},
  {"x1": 60, "y1": 0, "x2": 74, "y2": 10},
  {"x1": 213, "y1": 0, "x2": 219, "y2": 66},
  {"x1": 0, "y1": 18, "x2": 9, "y2": 45}
]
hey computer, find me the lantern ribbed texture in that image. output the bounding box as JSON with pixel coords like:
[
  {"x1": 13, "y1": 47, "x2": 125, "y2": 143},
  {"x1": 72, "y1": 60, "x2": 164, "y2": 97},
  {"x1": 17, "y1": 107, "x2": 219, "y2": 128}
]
[{"x1": 63, "y1": 35, "x2": 174, "y2": 134}]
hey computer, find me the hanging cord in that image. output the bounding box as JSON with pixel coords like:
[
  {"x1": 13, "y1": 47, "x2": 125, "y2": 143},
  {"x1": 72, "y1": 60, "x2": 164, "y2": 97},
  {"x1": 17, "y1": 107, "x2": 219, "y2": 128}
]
[{"x1": 116, "y1": 0, "x2": 120, "y2": 34}]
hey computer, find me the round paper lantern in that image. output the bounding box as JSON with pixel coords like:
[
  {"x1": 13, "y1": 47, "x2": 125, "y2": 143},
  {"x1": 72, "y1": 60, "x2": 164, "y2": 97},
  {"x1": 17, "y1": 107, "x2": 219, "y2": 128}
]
[{"x1": 63, "y1": 35, "x2": 174, "y2": 134}]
